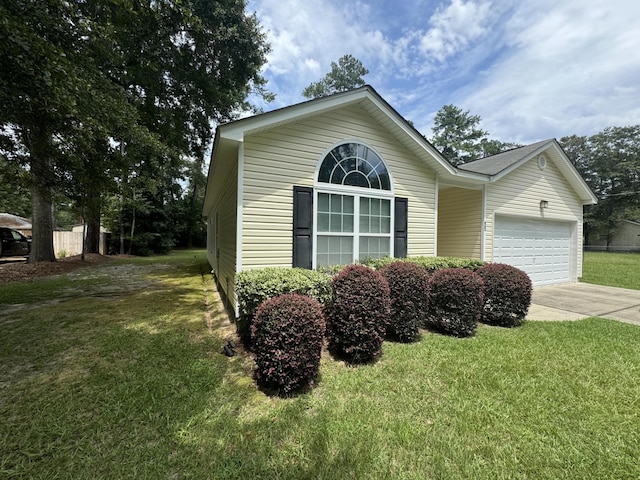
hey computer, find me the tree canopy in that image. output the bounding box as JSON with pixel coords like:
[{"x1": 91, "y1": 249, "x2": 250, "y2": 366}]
[
  {"x1": 430, "y1": 104, "x2": 519, "y2": 165},
  {"x1": 0, "y1": 0, "x2": 271, "y2": 261},
  {"x1": 561, "y1": 127, "x2": 640, "y2": 245},
  {"x1": 302, "y1": 54, "x2": 369, "y2": 99}
]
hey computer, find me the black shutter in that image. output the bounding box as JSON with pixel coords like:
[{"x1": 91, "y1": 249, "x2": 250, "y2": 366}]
[
  {"x1": 293, "y1": 186, "x2": 313, "y2": 269},
  {"x1": 394, "y1": 197, "x2": 408, "y2": 258}
]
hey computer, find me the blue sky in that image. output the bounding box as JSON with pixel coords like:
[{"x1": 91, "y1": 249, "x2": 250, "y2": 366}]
[{"x1": 247, "y1": 0, "x2": 640, "y2": 145}]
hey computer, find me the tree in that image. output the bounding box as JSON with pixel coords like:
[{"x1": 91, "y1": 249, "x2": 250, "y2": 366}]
[
  {"x1": 430, "y1": 104, "x2": 517, "y2": 165},
  {"x1": 302, "y1": 54, "x2": 368, "y2": 99},
  {"x1": 561, "y1": 126, "x2": 640, "y2": 247},
  {"x1": 1, "y1": 0, "x2": 271, "y2": 261}
]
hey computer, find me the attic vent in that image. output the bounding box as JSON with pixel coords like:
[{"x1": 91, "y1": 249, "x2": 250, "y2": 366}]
[{"x1": 538, "y1": 154, "x2": 547, "y2": 170}]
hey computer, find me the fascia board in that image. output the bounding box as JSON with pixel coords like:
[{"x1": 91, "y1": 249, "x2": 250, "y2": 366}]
[
  {"x1": 363, "y1": 94, "x2": 459, "y2": 177},
  {"x1": 219, "y1": 89, "x2": 372, "y2": 142}
]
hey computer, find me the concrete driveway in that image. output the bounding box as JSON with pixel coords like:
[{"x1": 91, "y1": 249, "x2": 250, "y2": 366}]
[{"x1": 527, "y1": 283, "x2": 640, "y2": 325}]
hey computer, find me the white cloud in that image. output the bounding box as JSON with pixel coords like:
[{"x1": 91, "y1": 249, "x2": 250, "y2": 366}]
[
  {"x1": 419, "y1": 0, "x2": 492, "y2": 62},
  {"x1": 458, "y1": 0, "x2": 640, "y2": 142},
  {"x1": 249, "y1": 0, "x2": 640, "y2": 144}
]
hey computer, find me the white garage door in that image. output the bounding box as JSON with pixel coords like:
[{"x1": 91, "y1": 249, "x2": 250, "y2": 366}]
[{"x1": 493, "y1": 217, "x2": 572, "y2": 286}]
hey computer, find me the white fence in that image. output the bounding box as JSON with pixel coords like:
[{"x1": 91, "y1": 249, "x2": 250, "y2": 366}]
[{"x1": 53, "y1": 231, "x2": 109, "y2": 257}]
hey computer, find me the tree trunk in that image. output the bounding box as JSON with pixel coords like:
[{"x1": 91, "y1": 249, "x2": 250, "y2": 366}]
[
  {"x1": 85, "y1": 195, "x2": 101, "y2": 254},
  {"x1": 127, "y1": 189, "x2": 135, "y2": 255},
  {"x1": 27, "y1": 124, "x2": 56, "y2": 263}
]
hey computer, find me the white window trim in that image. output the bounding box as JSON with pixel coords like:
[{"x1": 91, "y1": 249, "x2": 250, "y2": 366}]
[
  {"x1": 312, "y1": 188, "x2": 395, "y2": 268},
  {"x1": 312, "y1": 139, "x2": 395, "y2": 269},
  {"x1": 313, "y1": 139, "x2": 395, "y2": 195}
]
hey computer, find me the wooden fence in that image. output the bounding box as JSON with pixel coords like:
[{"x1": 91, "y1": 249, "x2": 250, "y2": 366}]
[{"x1": 53, "y1": 231, "x2": 109, "y2": 257}]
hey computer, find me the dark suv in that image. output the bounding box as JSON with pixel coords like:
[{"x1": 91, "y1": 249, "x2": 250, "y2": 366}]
[{"x1": 0, "y1": 227, "x2": 31, "y2": 257}]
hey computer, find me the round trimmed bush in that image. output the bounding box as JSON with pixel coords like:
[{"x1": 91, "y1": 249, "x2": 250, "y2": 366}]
[
  {"x1": 379, "y1": 261, "x2": 430, "y2": 342},
  {"x1": 326, "y1": 264, "x2": 390, "y2": 363},
  {"x1": 476, "y1": 263, "x2": 532, "y2": 327},
  {"x1": 251, "y1": 293, "x2": 325, "y2": 395},
  {"x1": 236, "y1": 267, "x2": 331, "y2": 347},
  {"x1": 426, "y1": 268, "x2": 484, "y2": 337}
]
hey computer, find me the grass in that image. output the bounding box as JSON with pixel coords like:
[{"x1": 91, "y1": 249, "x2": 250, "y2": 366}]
[
  {"x1": 582, "y1": 251, "x2": 640, "y2": 290},
  {"x1": 1, "y1": 250, "x2": 639, "y2": 479}
]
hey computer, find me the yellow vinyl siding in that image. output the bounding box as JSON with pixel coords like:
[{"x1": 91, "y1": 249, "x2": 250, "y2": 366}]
[
  {"x1": 484, "y1": 156, "x2": 584, "y2": 278},
  {"x1": 204, "y1": 152, "x2": 238, "y2": 311},
  {"x1": 437, "y1": 187, "x2": 483, "y2": 259},
  {"x1": 240, "y1": 104, "x2": 437, "y2": 270}
]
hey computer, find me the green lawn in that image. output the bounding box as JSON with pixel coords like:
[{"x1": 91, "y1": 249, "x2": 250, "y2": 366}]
[
  {"x1": 582, "y1": 251, "x2": 640, "y2": 290},
  {"x1": 1, "y1": 250, "x2": 639, "y2": 479}
]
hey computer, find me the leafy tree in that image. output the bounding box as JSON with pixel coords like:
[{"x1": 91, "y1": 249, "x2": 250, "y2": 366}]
[
  {"x1": 561, "y1": 126, "x2": 640, "y2": 246},
  {"x1": 302, "y1": 54, "x2": 369, "y2": 99},
  {"x1": 430, "y1": 105, "x2": 518, "y2": 165},
  {"x1": 0, "y1": 156, "x2": 31, "y2": 218},
  {"x1": 1, "y1": 0, "x2": 271, "y2": 261}
]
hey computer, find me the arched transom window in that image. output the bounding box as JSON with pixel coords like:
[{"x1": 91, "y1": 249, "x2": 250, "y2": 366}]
[
  {"x1": 317, "y1": 143, "x2": 391, "y2": 190},
  {"x1": 314, "y1": 142, "x2": 393, "y2": 267}
]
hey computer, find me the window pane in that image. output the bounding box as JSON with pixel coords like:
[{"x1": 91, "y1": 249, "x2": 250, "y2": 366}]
[
  {"x1": 371, "y1": 216, "x2": 380, "y2": 233},
  {"x1": 360, "y1": 215, "x2": 369, "y2": 233},
  {"x1": 318, "y1": 157, "x2": 337, "y2": 183},
  {"x1": 317, "y1": 235, "x2": 353, "y2": 267},
  {"x1": 318, "y1": 213, "x2": 330, "y2": 231},
  {"x1": 381, "y1": 200, "x2": 390, "y2": 216},
  {"x1": 343, "y1": 214, "x2": 353, "y2": 232},
  {"x1": 359, "y1": 236, "x2": 390, "y2": 261},
  {"x1": 360, "y1": 197, "x2": 369, "y2": 215},
  {"x1": 371, "y1": 199, "x2": 380, "y2": 215},
  {"x1": 379, "y1": 171, "x2": 390, "y2": 190},
  {"x1": 331, "y1": 167, "x2": 346, "y2": 184},
  {"x1": 344, "y1": 157, "x2": 356, "y2": 173},
  {"x1": 318, "y1": 193, "x2": 329, "y2": 212},
  {"x1": 330, "y1": 195, "x2": 341, "y2": 213},
  {"x1": 344, "y1": 171, "x2": 370, "y2": 188},
  {"x1": 343, "y1": 196, "x2": 354, "y2": 213},
  {"x1": 330, "y1": 214, "x2": 342, "y2": 232},
  {"x1": 381, "y1": 217, "x2": 390, "y2": 233}
]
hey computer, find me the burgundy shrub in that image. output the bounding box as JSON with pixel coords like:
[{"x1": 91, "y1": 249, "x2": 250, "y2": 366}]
[
  {"x1": 326, "y1": 264, "x2": 391, "y2": 363},
  {"x1": 379, "y1": 261, "x2": 430, "y2": 342},
  {"x1": 476, "y1": 263, "x2": 532, "y2": 327},
  {"x1": 426, "y1": 268, "x2": 485, "y2": 337},
  {"x1": 251, "y1": 294, "x2": 325, "y2": 395}
]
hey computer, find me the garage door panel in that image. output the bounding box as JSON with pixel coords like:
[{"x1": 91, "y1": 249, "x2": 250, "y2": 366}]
[{"x1": 494, "y1": 217, "x2": 571, "y2": 286}]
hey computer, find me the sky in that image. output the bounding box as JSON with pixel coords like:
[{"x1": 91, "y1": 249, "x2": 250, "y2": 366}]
[{"x1": 247, "y1": 0, "x2": 640, "y2": 145}]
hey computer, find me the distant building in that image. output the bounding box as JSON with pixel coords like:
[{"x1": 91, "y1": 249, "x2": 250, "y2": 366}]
[
  {"x1": 586, "y1": 220, "x2": 640, "y2": 252},
  {"x1": 0, "y1": 213, "x2": 32, "y2": 236}
]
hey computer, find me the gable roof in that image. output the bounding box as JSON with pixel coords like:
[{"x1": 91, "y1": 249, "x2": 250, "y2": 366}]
[
  {"x1": 205, "y1": 86, "x2": 597, "y2": 212},
  {"x1": 212, "y1": 85, "x2": 492, "y2": 182},
  {"x1": 458, "y1": 140, "x2": 550, "y2": 176},
  {"x1": 460, "y1": 139, "x2": 598, "y2": 205}
]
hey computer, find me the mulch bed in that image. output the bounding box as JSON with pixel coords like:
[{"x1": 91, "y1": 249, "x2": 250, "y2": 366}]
[{"x1": 0, "y1": 254, "x2": 118, "y2": 284}]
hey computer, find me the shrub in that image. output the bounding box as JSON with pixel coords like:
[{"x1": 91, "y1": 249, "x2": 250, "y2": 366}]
[
  {"x1": 476, "y1": 263, "x2": 532, "y2": 327},
  {"x1": 325, "y1": 264, "x2": 390, "y2": 363},
  {"x1": 235, "y1": 267, "x2": 332, "y2": 346},
  {"x1": 251, "y1": 294, "x2": 325, "y2": 395},
  {"x1": 426, "y1": 268, "x2": 485, "y2": 337},
  {"x1": 379, "y1": 261, "x2": 430, "y2": 342},
  {"x1": 361, "y1": 255, "x2": 486, "y2": 272}
]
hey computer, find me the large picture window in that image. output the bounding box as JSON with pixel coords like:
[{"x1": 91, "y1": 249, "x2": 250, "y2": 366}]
[{"x1": 315, "y1": 142, "x2": 393, "y2": 267}]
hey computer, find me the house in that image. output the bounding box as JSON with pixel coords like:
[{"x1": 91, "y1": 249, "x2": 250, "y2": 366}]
[
  {"x1": 202, "y1": 86, "x2": 597, "y2": 314},
  {"x1": 0, "y1": 213, "x2": 32, "y2": 237},
  {"x1": 586, "y1": 220, "x2": 640, "y2": 252}
]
